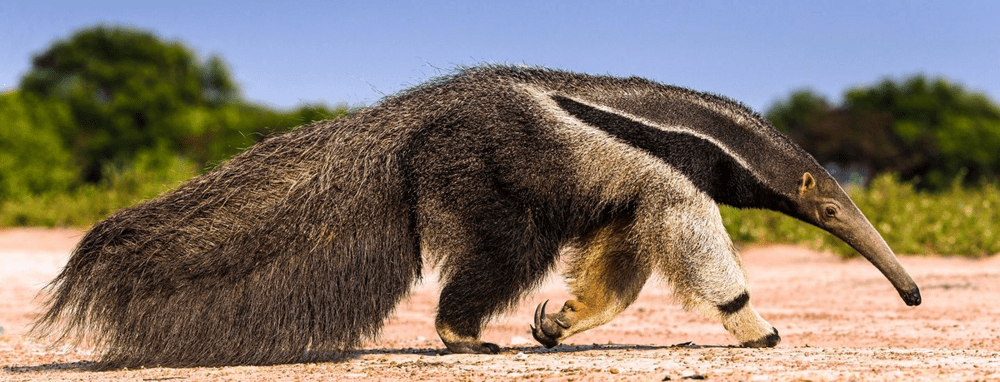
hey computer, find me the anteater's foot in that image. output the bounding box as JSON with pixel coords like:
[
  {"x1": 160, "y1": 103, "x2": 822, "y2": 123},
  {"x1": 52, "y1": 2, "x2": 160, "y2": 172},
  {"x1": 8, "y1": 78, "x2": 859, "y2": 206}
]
[
  {"x1": 530, "y1": 300, "x2": 566, "y2": 348},
  {"x1": 443, "y1": 340, "x2": 501, "y2": 354},
  {"x1": 740, "y1": 327, "x2": 780, "y2": 348}
]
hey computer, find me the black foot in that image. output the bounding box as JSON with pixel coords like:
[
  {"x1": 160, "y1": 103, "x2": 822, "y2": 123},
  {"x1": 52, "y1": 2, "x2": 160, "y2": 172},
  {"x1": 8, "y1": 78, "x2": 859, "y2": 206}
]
[
  {"x1": 444, "y1": 341, "x2": 501, "y2": 354},
  {"x1": 740, "y1": 328, "x2": 780, "y2": 348}
]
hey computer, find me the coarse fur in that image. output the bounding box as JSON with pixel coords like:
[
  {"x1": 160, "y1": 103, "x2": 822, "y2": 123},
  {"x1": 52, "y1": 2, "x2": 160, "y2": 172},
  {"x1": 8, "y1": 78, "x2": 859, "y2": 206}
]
[{"x1": 33, "y1": 65, "x2": 920, "y2": 368}]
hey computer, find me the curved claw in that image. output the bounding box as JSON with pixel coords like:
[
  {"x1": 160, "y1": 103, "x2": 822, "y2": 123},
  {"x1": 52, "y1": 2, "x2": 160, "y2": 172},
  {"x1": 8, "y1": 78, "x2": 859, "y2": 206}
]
[
  {"x1": 529, "y1": 299, "x2": 546, "y2": 333},
  {"x1": 534, "y1": 300, "x2": 549, "y2": 328},
  {"x1": 531, "y1": 300, "x2": 560, "y2": 348}
]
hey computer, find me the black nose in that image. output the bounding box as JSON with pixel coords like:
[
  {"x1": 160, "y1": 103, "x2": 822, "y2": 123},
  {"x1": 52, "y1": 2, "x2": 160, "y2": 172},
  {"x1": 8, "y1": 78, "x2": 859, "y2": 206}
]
[{"x1": 899, "y1": 287, "x2": 921, "y2": 306}]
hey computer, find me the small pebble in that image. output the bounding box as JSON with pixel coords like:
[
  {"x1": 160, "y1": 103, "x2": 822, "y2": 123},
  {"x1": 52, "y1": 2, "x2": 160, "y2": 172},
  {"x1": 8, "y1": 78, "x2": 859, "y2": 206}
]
[{"x1": 514, "y1": 352, "x2": 527, "y2": 361}]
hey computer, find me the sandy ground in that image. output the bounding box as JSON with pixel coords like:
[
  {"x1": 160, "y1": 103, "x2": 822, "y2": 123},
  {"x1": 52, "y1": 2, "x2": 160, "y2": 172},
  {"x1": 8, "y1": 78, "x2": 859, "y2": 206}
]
[{"x1": 1, "y1": 227, "x2": 998, "y2": 381}]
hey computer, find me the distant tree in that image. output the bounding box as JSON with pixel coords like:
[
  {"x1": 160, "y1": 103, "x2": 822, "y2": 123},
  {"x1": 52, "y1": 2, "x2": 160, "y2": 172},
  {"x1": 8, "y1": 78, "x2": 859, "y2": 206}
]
[
  {"x1": 767, "y1": 89, "x2": 899, "y2": 185},
  {"x1": 844, "y1": 76, "x2": 1000, "y2": 189},
  {"x1": 766, "y1": 76, "x2": 1000, "y2": 190},
  {"x1": 765, "y1": 89, "x2": 830, "y2": 135},
  {"x1": 0, "y1": 91, "x2": 78, "y2": 200},
  {"x1": 20, "y1": 25, "x2": 241, "y2": 181}
]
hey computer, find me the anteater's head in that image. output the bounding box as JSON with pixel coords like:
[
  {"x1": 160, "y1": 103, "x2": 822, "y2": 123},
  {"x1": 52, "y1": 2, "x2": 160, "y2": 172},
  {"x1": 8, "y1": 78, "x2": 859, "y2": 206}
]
[{"x1": 791, "y1": 171, "x2": 921, "y2": 306}]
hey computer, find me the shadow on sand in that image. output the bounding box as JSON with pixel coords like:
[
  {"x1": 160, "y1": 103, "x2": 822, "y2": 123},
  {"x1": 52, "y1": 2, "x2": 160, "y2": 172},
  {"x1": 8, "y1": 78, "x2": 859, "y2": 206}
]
[{"x1": 3, "y1": 341, "x2": 730, "y2": 373}]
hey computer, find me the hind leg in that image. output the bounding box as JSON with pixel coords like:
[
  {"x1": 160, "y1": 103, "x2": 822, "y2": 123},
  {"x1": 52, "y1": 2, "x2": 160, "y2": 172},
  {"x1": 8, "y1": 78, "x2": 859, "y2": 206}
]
[
  {"x1": 435, "y1": 247, "x2": 557, "y2": 354},
  {"x1": 531, "y1": 217, "x2": 651, "y2": 347},
  {"x1": 431, "y1": 212, "x2": 559, "y2": 354}
]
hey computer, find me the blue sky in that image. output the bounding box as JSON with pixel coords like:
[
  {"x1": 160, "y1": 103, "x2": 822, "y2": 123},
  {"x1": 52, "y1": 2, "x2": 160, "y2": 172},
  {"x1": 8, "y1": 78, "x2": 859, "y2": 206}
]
[{"x1": 2, "y1": 1, "x2": 997, "y2": 112}]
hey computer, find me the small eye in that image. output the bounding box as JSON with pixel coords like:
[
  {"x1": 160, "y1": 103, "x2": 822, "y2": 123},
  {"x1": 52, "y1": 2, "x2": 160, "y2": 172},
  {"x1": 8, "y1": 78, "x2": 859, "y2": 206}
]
[{"x1": 824, "y1": 206, "x2": 837, "y2": 217}]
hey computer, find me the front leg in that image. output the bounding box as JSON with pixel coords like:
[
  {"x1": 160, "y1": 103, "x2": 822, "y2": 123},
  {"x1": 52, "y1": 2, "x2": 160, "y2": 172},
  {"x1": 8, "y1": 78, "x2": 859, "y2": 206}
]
[
  {"x1": 646, "y1": 194, "x2": 780, "y2": 348},
  {"x1": 532, "y1": 217, "x2": 651, "y2": 347},
  {"x1": 531, "y1": 297, "x2": 627, "y2": 348}
]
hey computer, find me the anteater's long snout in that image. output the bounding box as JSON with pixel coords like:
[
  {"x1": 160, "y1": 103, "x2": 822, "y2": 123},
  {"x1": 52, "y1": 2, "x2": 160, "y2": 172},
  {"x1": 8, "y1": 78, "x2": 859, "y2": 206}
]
[{"x1": 831, "y1": 207, "x2": 921, "y2": 306}]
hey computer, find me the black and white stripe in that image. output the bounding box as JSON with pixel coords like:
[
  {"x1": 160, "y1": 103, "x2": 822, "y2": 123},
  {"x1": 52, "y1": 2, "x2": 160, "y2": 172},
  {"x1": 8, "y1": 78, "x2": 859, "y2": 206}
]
[{"x1": 548, "y1": 95, "x2": 786, "y2": 209}]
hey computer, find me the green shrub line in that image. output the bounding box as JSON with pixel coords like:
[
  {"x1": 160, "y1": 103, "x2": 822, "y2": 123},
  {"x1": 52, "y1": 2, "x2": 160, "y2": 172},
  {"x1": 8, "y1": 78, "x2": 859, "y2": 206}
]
[
  {"x1": 722, "y1": 174, "x2": 1000, "y2": 258},
  {"x1": 0, "y1": 153, "x2": 198, "y2": 227},
  {"x1": 2, "y1": 166, "x2": 997, "y2": 258}
]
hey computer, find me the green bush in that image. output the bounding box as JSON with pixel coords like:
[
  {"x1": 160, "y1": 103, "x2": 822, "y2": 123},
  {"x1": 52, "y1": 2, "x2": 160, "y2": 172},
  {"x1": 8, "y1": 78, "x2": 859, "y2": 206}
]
[
  {"x1": 0, "y1": 91, "x2": 79, "y2": 200},
  {"x1": 0, "y1": 100, "x2": 346, "y2": 228},
  {"x1": 848, "y1": 174, "x2": 1000, "y2": 257},
  {"x1": 0, "y1": 151, "x2": 198, "y2": 227},
  {"x1": 722, "y1": 174, "x2": 1000, "y2": 258}
]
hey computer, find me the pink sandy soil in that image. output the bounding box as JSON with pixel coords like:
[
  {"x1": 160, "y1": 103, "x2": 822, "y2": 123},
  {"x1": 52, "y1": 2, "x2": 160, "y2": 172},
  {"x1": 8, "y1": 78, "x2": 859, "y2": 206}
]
[{"x1": 1, "y1": 227, "x2": 998, "y2": 381}]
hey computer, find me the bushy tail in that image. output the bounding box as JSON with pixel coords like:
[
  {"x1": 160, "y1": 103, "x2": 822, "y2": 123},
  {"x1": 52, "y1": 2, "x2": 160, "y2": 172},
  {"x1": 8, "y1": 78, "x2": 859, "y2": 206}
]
[{"x1": 32, "y1": 171, "x2": 422, "y2": 368}]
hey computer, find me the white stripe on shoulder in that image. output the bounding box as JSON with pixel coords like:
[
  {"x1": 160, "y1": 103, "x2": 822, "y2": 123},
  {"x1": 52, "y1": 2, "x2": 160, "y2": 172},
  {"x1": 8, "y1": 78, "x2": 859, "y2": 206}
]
[{"x1": 521, "y1": 86, "x2": 762, "y2": 183}]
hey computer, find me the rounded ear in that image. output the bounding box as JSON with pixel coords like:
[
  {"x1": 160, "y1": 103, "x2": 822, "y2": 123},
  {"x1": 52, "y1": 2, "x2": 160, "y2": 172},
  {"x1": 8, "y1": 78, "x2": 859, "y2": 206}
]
[{"x1": 798, "y1": 172, "x2": 817, "y2": 196}]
